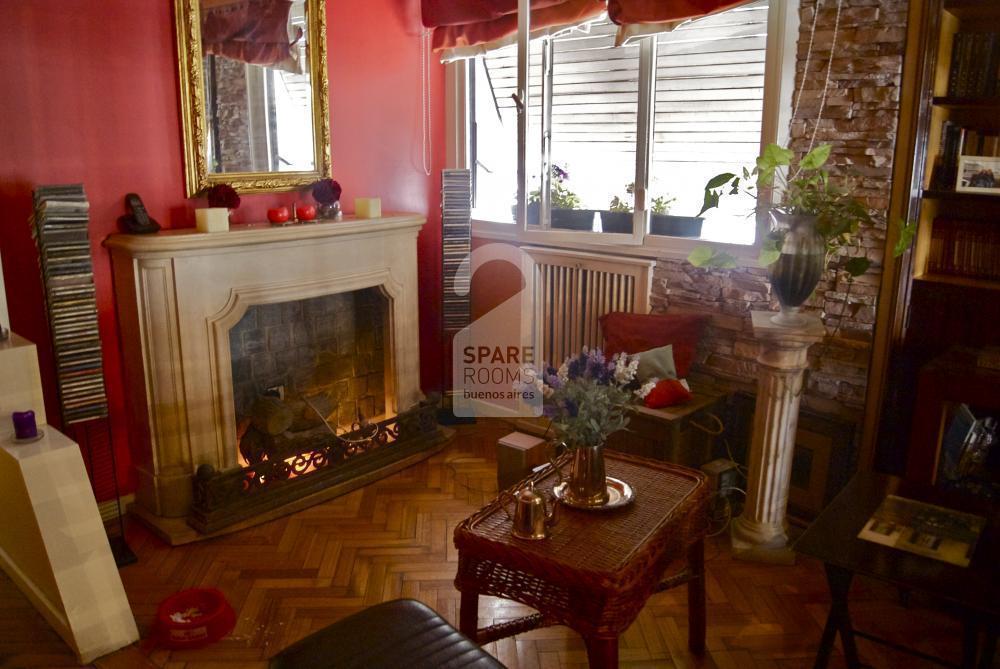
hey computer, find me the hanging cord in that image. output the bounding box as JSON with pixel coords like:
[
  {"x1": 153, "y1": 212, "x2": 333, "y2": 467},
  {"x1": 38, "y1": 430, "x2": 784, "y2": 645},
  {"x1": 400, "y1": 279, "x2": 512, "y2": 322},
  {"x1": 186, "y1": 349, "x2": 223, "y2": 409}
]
[
  {"x1": 789, "y1": 0, "x2": 844, "y2": 181},
  {"x1": 421, "y1": 30, "x2": 433, "y2": 177},
  {"x1": 806, "y1": 0, "x2": 843, "y2": 156},
  {"x1": 790, "y1": 0, "x2": 822, "y2": 122}
]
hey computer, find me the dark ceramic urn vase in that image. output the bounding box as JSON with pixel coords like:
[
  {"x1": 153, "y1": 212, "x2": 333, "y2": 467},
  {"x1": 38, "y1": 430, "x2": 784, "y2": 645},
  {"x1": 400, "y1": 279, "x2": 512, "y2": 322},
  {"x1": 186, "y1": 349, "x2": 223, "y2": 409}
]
[{"x1": 767, "y1": 211, "x2": 825, "y2": 327}]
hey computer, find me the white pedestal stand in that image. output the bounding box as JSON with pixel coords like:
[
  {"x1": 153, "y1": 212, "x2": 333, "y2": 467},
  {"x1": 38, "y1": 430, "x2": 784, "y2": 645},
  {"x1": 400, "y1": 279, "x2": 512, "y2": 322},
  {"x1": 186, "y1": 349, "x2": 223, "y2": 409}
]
[
  {"x1": 0, "y1": 334, "x2": 138, "y2": 663},
  {"x1": 731, "y1": 311, "x2": 825, "y2": 564}
]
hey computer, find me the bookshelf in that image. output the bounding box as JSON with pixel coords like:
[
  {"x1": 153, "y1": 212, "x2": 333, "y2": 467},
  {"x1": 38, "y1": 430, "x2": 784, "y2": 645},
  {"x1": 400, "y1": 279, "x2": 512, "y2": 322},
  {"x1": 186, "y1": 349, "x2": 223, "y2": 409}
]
[
  {"x1": 865, "y1": 0, "x2": 1000, "y2": 477},
  {"x1": 912, "y1": 0, "x2": 1000, "y2": 292}
]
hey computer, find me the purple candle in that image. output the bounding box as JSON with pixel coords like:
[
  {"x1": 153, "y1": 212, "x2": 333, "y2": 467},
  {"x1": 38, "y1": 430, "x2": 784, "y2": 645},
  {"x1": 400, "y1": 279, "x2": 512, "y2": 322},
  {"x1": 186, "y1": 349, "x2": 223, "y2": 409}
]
[{"x1": 12, "y1": 411, "x2": 37, "y2": 440}]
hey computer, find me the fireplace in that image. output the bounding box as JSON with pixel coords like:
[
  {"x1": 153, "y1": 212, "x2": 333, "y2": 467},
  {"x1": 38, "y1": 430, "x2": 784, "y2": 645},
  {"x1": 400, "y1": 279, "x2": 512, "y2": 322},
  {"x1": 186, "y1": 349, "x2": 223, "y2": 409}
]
[
  {"x1": 106, "y1": 215, "x2": 443, "y2": 544},
  {"x1": 229, "y1": 288, "x2": 391, "y2": 448}
]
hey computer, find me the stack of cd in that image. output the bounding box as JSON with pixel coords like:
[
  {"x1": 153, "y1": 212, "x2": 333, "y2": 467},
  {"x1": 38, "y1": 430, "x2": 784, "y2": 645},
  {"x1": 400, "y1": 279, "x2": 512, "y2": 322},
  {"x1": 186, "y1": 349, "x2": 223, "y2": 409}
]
[
  {"x1": 31, "y1": 184, "x2": 108, "y2": 424},
  {"x1": 442, "y1": 169, "x2": 472, "y2": 336}
]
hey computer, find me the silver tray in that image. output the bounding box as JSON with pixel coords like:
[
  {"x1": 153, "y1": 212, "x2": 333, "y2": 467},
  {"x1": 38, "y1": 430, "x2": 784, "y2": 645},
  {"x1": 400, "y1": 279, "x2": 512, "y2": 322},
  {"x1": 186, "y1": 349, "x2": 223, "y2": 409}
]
[{"x1": 552, "y1": 476, "x2": 635, "y2": 511}]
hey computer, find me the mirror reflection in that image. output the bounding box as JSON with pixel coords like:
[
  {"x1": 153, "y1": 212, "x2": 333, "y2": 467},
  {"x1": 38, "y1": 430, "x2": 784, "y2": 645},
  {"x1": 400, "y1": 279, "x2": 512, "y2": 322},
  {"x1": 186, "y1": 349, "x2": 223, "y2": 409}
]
[{"x1": 200, "y1": 0, "x2": 316, "y2": 174}]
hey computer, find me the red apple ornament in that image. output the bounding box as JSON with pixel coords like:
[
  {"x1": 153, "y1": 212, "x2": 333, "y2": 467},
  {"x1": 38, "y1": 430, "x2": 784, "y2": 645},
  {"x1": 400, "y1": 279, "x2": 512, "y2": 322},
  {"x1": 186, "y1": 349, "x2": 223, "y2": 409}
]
[
  {"x1": 296, "y1": 204, "x2": 317, "y2": 221},
  {"x1": 267, "y1": 206, "x2": 290, "y2": 224}
]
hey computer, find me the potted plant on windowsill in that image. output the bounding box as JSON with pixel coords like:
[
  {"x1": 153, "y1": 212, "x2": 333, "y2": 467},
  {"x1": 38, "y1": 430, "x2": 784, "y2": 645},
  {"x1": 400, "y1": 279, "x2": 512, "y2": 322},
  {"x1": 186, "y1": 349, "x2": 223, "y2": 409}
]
[
  {"x1": 600, "y1": 190, "x2": 633, "y2": 233},
  {"x1": 523, "y1": 164, "x2": 594, "y2": 230},
  {"x1": 649, "y1": 195, "x2": 705, "y2": 237},
  {"x1": 688, "y1": 143, "x2": 914, "y2": 327},
  {"x1": 600, "y1": 185, "x2": 700, "y2": 236}
]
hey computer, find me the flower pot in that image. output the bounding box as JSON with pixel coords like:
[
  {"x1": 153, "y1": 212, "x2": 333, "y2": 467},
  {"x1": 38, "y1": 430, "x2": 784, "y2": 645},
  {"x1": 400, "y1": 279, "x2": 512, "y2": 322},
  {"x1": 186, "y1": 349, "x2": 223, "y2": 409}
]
[
  {"x1": 598, "y1": 210, "x2": 632, "y2": 233},
  {"x1": 650, "y1": 214, "x2": 703, "y2": 238},
  {"x1": 513, "y1": 204, "x2": 596, "y2": 229},
  {"x1": 526, "y1": 201, "x2": 539, "y2": 226},
  {"x1": 767, "y1": 211, "x2": 825, "y2": 327},
  {"x1": 318, "y1": 201, "x2": 342, "y2": 220},
  {"x1": 551, "y1": 208, "x2": 596, "y2": 231}
]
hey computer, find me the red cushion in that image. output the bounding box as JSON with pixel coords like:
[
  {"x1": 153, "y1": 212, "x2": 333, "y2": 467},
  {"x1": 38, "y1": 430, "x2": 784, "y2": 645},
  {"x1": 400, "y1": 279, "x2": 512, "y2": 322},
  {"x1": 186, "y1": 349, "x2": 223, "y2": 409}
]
[
  {"x1": 600, "y1": 311, "x2": 709, "y2": 378},
  {"x1": 643, "y1": 379, "x2": 693, "y2": 409}
]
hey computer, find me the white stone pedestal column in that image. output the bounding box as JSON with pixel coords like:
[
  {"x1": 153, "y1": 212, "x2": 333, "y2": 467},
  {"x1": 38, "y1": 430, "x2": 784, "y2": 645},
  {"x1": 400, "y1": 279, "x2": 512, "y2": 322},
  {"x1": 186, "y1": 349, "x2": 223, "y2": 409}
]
[{"x1": 731, "y1": 310, "x2": 825, "y2": 564}]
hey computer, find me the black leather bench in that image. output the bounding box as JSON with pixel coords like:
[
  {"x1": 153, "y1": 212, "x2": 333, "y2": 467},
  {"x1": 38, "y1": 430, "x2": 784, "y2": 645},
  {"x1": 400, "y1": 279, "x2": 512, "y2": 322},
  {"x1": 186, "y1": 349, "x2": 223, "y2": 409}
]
[{"x1": 269, "y1": 598, "x2": 505, "y2": 669}]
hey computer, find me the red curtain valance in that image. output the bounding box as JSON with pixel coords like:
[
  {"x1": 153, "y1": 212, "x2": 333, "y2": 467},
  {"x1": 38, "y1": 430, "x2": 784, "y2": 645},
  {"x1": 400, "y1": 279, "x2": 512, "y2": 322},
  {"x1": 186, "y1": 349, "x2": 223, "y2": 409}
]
[
  {"x1": 608, "y1": 0, "x2": 749, "y2": 25},
  {"x1": 423, "y1": 0, "x2": 748, "y2": 52},
  {"x1": 430, "y1": 0, "x2": 603, "y2": 52},
  {"x1": 422, "y1": 0, "x2": 567, "y2": 28},
  {"x1": 201, "y1": 0, "x2": 298, "y2": 66}
]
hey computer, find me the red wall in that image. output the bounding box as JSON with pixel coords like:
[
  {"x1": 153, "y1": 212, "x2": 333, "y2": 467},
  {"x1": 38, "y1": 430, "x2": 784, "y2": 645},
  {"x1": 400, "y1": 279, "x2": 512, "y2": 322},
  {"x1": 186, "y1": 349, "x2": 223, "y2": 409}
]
[{"x1": 0, "y1": 0, "x2": 444, "y2": 497}]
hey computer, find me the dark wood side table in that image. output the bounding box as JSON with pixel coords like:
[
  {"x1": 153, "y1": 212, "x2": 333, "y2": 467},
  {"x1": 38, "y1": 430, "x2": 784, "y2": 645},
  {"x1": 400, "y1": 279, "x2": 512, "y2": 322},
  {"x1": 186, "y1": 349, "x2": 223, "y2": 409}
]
[
  {"x1": 453, "y1": 450, "x2": 710, "y2": 668},
  {"x1": 795, "y1": 472, "x2": 999, "y2": 669}
]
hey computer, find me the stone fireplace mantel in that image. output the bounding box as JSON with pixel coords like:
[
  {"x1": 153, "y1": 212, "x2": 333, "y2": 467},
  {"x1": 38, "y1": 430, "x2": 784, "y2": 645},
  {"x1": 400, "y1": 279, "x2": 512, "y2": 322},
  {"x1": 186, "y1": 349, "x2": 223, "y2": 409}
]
[{"x1": 106, "y1": 215, "x2": 426, "y2": 537}]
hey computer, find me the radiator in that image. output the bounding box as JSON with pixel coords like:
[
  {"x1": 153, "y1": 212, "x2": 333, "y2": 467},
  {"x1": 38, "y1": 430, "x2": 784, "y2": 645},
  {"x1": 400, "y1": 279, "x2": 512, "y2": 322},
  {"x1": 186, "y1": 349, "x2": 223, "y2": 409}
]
[{"x1": 523, "y1": 247, "x2": 654, "y2": 366}]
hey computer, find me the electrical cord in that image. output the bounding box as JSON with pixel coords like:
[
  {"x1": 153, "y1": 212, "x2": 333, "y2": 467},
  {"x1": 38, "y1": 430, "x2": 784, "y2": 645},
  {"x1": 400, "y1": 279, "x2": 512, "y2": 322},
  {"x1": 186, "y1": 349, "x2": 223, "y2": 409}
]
[{"x1": 689, "y1": 411, "x2": 749, "y2": 478}]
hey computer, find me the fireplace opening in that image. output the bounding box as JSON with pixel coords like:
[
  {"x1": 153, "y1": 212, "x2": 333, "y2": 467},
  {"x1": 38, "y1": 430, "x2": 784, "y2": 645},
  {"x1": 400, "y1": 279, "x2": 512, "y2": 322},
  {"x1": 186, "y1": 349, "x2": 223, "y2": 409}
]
[
  {"x1": 228, "y1": 288, "x2": 392, "y2": 473},
  {"x1": 188, "y1": 284, "x2": 443, "y2": 536}
]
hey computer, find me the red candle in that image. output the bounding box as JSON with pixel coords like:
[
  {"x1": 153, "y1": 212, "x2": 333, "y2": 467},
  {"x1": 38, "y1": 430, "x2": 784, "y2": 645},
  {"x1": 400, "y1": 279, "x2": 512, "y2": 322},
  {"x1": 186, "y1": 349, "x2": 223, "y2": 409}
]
[{"x1": 12, "y1": 410, "x2": 37, "y2": 440}]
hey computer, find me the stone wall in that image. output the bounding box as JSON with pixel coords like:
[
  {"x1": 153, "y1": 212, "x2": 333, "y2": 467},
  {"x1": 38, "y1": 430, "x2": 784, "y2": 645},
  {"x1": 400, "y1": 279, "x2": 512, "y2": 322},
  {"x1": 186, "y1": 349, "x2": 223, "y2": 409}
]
[
  {"x1": 207, "y1": 55, "x2": 254, "y2": 173},
  {"x1": 229, "y1": 289, "x2": 388, "y2": 430},
  {"x1": 650, "y1": 0, "x2": 908, "y2": 420}
]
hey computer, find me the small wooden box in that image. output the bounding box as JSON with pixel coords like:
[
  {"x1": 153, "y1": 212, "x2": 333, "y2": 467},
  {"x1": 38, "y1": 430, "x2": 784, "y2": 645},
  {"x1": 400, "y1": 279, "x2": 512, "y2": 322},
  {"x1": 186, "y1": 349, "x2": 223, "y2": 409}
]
[{"x1": 496, "y1": 431, "x2": 549, "y2": 491}]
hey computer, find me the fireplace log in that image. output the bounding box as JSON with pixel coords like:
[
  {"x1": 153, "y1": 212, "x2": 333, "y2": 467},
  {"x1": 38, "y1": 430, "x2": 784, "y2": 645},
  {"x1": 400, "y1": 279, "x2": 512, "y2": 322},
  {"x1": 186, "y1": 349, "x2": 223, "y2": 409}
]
[
  {"x1": 250, "y1": 396, "x2": 294, "y2": 436},
  {"x1": 241, "y1": 422, "x2": 337, "y2": 467}
]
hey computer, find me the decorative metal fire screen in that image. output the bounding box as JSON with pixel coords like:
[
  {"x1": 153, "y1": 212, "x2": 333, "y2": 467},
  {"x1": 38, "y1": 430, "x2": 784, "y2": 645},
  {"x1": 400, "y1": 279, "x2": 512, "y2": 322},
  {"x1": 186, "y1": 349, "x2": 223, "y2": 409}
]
[{"x1": 189, "y1": 397, "x2": 444, "y2": 533}]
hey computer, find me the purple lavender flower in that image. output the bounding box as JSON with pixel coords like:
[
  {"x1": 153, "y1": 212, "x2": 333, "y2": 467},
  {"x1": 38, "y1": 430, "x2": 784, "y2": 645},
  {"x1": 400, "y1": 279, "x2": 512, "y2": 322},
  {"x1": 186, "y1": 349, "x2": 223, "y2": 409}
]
[
  {"x1": 563, "y1": 398, "x2": 579, "y2": 417},
  {"x1": 586, "y1": 349, "x2": 610, "y2": 383},
  {"x1": 567, "y1": 355, "x2": 585, "y2": 380}
]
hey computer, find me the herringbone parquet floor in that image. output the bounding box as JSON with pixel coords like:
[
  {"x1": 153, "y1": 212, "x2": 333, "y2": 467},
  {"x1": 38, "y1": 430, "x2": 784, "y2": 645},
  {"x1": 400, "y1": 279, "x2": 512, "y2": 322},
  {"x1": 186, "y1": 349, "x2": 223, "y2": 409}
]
[{"x1": 0, "y1": 421, "x2": 975, "y2": 669}]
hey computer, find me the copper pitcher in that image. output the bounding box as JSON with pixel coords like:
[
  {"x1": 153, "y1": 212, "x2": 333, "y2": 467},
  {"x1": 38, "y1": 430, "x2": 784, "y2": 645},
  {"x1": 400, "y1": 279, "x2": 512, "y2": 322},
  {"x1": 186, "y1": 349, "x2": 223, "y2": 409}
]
[{"x1": 502, "y1": 481, "x2": 558, "y2": 540}]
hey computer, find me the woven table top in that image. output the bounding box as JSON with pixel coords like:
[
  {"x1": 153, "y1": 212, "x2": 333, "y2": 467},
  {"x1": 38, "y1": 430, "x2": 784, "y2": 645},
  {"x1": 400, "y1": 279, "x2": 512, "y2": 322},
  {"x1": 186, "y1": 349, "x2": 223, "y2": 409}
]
[{"x1": 455, "y1": 450, "x2": 708, "y2": 591}]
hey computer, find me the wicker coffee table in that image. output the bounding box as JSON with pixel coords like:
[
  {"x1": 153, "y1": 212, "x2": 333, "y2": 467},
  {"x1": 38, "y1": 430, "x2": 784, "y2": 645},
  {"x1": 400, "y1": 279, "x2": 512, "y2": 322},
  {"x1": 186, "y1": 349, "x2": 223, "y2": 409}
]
[{"x1": 454, "y1": 450, "x2": 710, "y2": 668}]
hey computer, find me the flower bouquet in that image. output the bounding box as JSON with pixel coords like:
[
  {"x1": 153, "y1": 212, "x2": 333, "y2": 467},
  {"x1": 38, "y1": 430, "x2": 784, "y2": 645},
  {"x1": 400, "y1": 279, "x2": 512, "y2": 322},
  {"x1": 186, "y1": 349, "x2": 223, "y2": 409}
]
[
  {"x1": 312, "y1": 178, "x2": 342, "y2": 219},
  {"x1": 206, "y1": 183, "x2": 241, "y2": 210},
  {"x1": 523, "y1": 348, "x2": 655, "y2": 508}
]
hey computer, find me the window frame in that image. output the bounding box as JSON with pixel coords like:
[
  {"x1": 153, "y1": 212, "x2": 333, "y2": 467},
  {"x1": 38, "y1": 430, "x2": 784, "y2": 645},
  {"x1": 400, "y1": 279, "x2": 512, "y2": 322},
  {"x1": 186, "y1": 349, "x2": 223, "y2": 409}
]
[{"x1": 445, "y1": 0, "x2": 799, "y2": 263}]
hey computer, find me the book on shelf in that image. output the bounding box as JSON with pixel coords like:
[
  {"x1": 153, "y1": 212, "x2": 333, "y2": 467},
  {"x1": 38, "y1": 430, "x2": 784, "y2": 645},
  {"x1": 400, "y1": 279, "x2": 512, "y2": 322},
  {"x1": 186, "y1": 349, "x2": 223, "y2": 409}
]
[
  {"x1": 927, "y1": 217, "x2": 1000, "y2": 281},
  {"x1": 931, "y1": 121, "x2": 1000, "y2": 190},
  {"x1": 858, "y1": 495, "x2": 986, "y2": 567},
  {"x1": 947, "y1": 32, "x2": 1000, "y2": 98}
]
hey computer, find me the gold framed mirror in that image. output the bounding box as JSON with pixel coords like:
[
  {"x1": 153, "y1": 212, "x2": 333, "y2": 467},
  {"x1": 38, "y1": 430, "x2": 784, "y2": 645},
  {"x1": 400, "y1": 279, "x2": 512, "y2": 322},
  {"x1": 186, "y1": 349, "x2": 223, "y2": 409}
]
[{"x1": 175, "y1": 0, "x2": 331, "y2": 197}]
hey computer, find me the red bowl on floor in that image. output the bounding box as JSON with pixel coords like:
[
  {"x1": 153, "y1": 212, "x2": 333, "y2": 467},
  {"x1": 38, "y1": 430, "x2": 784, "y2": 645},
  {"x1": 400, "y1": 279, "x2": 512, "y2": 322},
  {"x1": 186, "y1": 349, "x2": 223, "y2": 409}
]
[{"x1": 154, "y1": 588, "x2": 235, "y2": 649}]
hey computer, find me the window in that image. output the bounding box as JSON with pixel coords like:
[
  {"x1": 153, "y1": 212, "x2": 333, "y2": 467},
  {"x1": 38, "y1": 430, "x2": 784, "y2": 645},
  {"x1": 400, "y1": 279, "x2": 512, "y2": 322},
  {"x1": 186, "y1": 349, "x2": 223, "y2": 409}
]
[{"x1": 465, "y1": 0, "x2": 792, "y2": 250}]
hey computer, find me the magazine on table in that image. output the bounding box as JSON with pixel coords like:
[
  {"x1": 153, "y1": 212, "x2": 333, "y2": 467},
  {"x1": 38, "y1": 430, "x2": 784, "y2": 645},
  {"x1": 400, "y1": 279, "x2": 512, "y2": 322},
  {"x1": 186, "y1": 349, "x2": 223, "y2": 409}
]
[{"x1": 858, "y1": 495, "x2": 986, "y2": 567}]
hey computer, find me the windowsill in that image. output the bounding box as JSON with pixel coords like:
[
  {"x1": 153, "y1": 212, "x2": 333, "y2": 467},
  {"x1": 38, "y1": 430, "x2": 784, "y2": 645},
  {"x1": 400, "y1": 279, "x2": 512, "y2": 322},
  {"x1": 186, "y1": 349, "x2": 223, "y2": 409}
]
[{"x1": 471, "y1": 219, "x2": 762, "y2": 267}]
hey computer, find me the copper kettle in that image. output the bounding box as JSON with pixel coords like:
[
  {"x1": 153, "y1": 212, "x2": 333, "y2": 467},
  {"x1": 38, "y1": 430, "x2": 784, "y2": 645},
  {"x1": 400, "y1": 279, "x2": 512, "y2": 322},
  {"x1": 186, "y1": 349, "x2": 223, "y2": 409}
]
[{"x1": 502, "y1": 481, "x2": 558, "y2": 540}]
